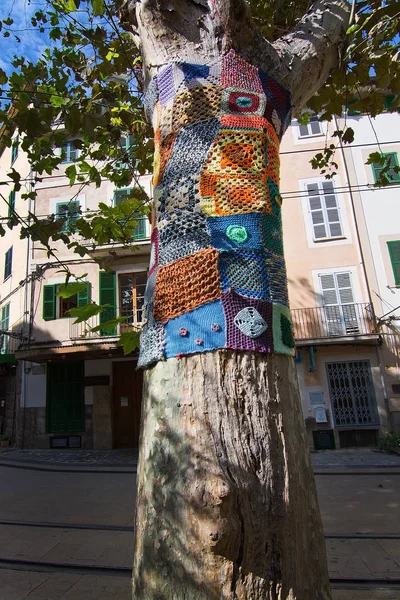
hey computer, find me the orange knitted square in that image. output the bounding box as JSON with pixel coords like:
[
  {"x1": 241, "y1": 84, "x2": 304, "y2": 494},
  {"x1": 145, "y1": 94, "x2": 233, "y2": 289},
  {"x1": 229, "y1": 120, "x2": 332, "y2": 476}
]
[
  {"x1": 154, "y1": 247, "x2": 221, "y2": 321},
  {"x1": 154, "y1": 132, "x2": 176, "y2": 186}
]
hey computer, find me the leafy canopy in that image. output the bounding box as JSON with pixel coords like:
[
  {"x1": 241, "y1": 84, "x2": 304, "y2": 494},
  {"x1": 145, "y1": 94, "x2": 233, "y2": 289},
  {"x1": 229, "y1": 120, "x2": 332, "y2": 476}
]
[{"x1": 0, "y1": 0, "x2": 398, "y2": 350}]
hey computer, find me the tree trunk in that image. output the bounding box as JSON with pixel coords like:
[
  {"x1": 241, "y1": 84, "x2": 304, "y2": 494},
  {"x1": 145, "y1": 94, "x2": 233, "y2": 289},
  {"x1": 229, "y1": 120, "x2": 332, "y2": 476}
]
[
  {"x1": 133, "y1": 351, "x2": 330, "y2": 599},
  {"x1": 120, "y1": 1, "x2": 351, "y2": 598}
]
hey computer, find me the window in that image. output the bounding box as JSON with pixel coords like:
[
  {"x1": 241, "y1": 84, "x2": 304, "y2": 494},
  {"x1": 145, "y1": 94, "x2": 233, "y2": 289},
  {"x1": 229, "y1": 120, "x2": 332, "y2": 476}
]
[
  {"x1": 114, "y1": 189, "x2": 147, "y2": 240},
  {"x1": 11, "y1": 135, "x2": 19, "y2": 164},
  {"x1": 8, "y1": 190, "x2": 15, "y2": 217},
  {"x1": 298, "y1": 116, "x2": 322, "y2": 138},
  {"x1": 119, "y1": 272, "x2": 147, "y2": 329},
  {"x1": 307, "y1": 181, "x2": 343, "y2": 241},
  {"x1": 56, "y1": 201, "x2": 81, "y2": 232},
  {"x1": 99, "y1": 271, "x2": 116, "y2": 335},
  {"x1": 4, "y1": 247, "x2": 12, "y2": 280},
  {"x1": 372, "y1": 152, "x2": 400, "y2": 185},
  {"x1": 319, "y1": 271, "x2": 359, "y2": 336},
  {"x1": 387, "y1": 241, "x2": 400, "y2": 285},
  {"x1": 1, "y1": 303, "x2": 10, "y2": 354},
  {"x1": 61, "y1": 140, "x2": 79, "y2": 164},
  {"x1": 43, "y1": 283, "x2": 91, "y2": 321},
  {"x1": 118, "y1": 134, "x2": 136, "y2": 168}
]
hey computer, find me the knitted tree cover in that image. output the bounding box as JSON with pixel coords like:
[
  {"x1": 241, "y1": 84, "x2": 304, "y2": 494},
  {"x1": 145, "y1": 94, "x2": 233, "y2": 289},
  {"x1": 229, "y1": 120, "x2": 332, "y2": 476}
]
[{"x1": 138, "y1": 49, "x2": 295, "y2": 368}]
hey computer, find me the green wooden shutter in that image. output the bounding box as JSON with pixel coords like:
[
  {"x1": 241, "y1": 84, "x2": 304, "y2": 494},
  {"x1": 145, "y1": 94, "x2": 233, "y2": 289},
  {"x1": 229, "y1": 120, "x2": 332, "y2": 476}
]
[
  {"x1": 99, "y1": 271, "x2": 116, "y2": 335},
  {"x1": 372, "y1": 153, "x2": 400, "y2": 184},
  {"x1": 4, "y1": 247, "x2": 13, "y2": 280},
  {"x1": 11, "y1": 135, "x2": 19, "y2": 164},
  {"x1": 47, "y1": 361, "x2": 85, "y2": 433},
  {"x1": 77, "y1": 283, "x2": 91, "y2": 306},
  {"x1": 8, "y1": 190, "x2": 15, "y2": 217},
  {"x1": 388, "y1": 241, "x2": 400, "y2": 285},
  {"x1": 43, "y1": 285, "x2": 56, "y2": 320},
  {"x1": 114, "y1": 188, "x2": 131, "y2": 205},
  {"x1": 133, "y1": 215, "x2": 147, "y2": 239},
  {"x1": 1, "y1": 303, "x2": 10, "y2": 354}
]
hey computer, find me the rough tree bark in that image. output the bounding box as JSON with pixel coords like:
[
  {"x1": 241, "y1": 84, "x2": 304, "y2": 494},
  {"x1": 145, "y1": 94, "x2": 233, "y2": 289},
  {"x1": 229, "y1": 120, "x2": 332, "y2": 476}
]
[{"x1": 121, "y1": 1, "x2": 351, "y2": 598}]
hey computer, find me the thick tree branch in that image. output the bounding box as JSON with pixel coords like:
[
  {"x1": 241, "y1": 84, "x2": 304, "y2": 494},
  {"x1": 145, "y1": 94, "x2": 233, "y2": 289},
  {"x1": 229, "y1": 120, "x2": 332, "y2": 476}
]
[{"x1": 273, "y1": 0, "x2": 351, "y2": 109}]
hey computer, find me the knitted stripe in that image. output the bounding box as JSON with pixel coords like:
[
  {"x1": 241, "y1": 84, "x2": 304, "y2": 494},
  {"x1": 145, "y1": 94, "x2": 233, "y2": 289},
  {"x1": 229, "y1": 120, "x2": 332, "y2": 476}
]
[{"x1": 154, "y1": 247, "x2": 221, "y2": 321}]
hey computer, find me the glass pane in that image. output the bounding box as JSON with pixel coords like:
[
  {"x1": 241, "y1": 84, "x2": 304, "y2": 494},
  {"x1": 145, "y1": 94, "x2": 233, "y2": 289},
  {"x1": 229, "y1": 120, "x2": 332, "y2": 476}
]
[
  {"x1": 324, "y1": 194, "x2": 338, "y2": 208},
  {"x1": 313, "y1": 224, "x2": 326, "y2": 239},
  {"x1": 299, "y1": 124, "x2": 309, "y2": 137},
  {"x1": 309, "y1": 196, "x2": 322, "y2": 211},
  {"x1": 311, "y1": 211, "x2": 324, "y2": 225},
  {"x1": 329, "y1": 222, "x2": 342, "y2": 237},
  {"x1": 326, "y1": 208, "x2": 339, "y2": 222},
  {"x1": 310, "y1": 119, "x2": 321, "y2": 134}
]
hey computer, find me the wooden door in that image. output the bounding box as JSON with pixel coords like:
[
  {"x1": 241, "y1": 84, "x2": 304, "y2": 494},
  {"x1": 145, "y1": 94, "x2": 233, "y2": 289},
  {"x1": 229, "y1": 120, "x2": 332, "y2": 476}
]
[
  {"x1": 47, "y1": 361, "x2": 85, "y2": 433},
  {"x1": 112, "y1": 361, "x2": 143, "y2": 448}
]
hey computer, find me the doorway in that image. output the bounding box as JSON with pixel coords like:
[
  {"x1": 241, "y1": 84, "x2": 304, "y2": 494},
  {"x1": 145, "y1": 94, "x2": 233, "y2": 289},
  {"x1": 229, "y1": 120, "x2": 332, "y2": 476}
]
[{"x1": 112, "y1": 360, "x2": 142, "y2": 448}]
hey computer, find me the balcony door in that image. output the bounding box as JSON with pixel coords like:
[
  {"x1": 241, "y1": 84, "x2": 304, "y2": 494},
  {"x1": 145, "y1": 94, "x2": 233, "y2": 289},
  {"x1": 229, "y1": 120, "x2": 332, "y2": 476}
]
[
  {"x1": 118, "y1": 272, "x2": 147, "y2": 330},
  {"x1": 319, "y1": 272, "x2": 359, "y2": 336}
]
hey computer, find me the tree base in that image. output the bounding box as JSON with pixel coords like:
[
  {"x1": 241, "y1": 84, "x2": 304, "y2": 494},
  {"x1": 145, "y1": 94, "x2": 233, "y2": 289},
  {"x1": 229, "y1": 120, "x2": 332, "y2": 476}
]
[{"x1": 132, "y1": 351, "x2": 331, "y2": 599}]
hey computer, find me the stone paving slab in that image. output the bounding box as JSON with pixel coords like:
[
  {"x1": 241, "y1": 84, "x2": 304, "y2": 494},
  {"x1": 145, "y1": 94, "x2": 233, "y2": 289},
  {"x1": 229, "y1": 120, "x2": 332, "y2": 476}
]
[
  {"x1": 312, "y1": 449, "x2": 400, "y2": 469},
  {"x1": 0, "y1": 569, "x2": 131, "y2": 600},
  {"x1": 0, "y1": 449, "x2": 138, "y2": 469}
]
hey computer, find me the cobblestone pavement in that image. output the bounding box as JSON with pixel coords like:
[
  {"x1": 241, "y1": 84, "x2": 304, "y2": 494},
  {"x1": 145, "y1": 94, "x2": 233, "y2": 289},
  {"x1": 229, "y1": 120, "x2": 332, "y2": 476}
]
[
  {"x1": 0, "y1": 447, "x2": 399, "y2": 470},
  {"x1": 0, "y1": 448, "x2": 138, "y2": 467}
]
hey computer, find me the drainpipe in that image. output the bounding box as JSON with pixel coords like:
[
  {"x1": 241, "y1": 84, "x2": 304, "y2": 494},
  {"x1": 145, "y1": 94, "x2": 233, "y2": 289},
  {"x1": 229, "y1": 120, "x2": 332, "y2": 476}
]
[{"x1": 334, "y1": 116, "x2": 392, "y2": 430}]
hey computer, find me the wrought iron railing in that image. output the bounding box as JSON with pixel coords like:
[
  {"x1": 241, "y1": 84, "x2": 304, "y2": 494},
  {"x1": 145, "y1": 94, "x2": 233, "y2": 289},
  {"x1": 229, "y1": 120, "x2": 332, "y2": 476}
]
[
  {"x1": 290, "y1": 303, "x2": 376, "y2": 341},
  {"x1": 0, "y1": 317, "x2": 28, "y2": 355},
  {"x1": 70, "y1": 309, "x2": 141, "y2": 340}
]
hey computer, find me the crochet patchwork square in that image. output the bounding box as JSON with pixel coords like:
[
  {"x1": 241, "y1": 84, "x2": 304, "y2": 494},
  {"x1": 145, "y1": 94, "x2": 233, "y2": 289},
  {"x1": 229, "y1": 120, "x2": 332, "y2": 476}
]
[
  {"x1": 164, "y1": 300, "x2": 225, "y2": 358},
  {"x1": 222, "y1": 89, "x2": 266, "y2": 117},
  {"x1": 156, "y1": 175, "x2": 202, "y2": 227},
  {"x1": 265, "y1": 253, "x2": 289, "y2": 306},
  {"x1": 204, "y1": 128, "x2": 266, "y2": 176},
  {"x1": 207, "y1": 213, "x2": 263, "y2": 252},
  {"x1": 154, "y1": 247, "x2": 221, "y2": 321},
  {"x1": 272, "y1": 303, "x2": 295, "y2": 356},
  {"x1": 221, "y1": 50, "x2": 264, "y2": 94},
  {"x1": 220, "y1": 250, "x2": 269, "y2": 299},
  {"x1": 137, "y1": 319, "x2": 165, "y2": 368},
  {"x1": 163, "y1": 119, "x2": 220, "y2": 184},
  {"x1": 148, "y1": 228, "x2": 159, "y2": 276},
  {"x1": 158, "y1": 214, "x2": 210, "y2": 265},
  {"x1": 172, "y1": 86, "x2": 223, "y2": 129},
  {"x1": 158, "y1": 65, "x2": 177, "y2": 105},
  {"x1": 222, "y1": 290, "x2": 273, "y2": 353},
  {"x1": 260, "y1": 213, "x2": 284, "y2": 256},
  {"x1": 200, "y1": 175, "x2": 271, "y2": 216}
]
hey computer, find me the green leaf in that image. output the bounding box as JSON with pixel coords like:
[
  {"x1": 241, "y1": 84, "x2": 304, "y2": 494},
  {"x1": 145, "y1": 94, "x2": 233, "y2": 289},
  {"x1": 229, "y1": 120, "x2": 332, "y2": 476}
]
[
  {"x1": 57, "y1": 282, "x2": 88, "y2": 298},
  {"x1": 69, "y1": 303, "x2": 103, "y2": 323},
  {"x1": 117, "y1": 331, "x2": 141, "y2": 355},
  {"x1": 65, "y1": 164, "x2": 77, "y2": 185},
  {"x1": 92, "y1": 0, "x2": 104, "y2": 17},
  {"x1": 90, "y1": 316, "x2": 126, "y2": 332}
]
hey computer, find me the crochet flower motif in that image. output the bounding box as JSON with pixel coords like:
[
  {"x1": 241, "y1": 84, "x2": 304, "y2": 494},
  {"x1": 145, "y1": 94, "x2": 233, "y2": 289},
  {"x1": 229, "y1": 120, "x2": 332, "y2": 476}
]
[
  {"x1": 211, "y1": 323, "x2": 221, "y2": 332},
  {"x1": 179, "y1": 328, "x2": 189, "y2": 337},
  {"x1": 195, "y1": 338, "x2": 204, "y2": 346},
  {"x1": 234, "y1": 307, "x2": 268, "y2": 338}
]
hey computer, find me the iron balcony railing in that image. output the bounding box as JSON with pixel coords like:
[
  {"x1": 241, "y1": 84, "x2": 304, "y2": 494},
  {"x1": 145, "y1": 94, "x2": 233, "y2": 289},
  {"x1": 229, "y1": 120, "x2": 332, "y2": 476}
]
[
  {"x1": 290, "y1": 303, "x2": 376, "y2": 341},
  {"x1": 70, "y1": 309, "x2": 141, "y2": 340}
]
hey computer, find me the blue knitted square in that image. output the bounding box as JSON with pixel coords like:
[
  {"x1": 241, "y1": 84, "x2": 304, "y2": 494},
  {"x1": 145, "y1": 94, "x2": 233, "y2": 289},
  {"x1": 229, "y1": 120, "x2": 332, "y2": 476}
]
[
  {"x1": 260, "y1": 213, "x2": 283, "y2": 256},
  {"x1": 182, "y1": 62, "x2": 210, "y2": 82},
  {"x1": 163, "y1": 119, "x2": 220, "y2": 183},
  {"x1": 207, "y1": 213, "x2": 263, "y2": 252},
  {"x1": 164, "y1": 300, "x2": 225, "y2": 358},
  {"x1": 219, "y1": 250, "x2": 269, "y2": 300}
]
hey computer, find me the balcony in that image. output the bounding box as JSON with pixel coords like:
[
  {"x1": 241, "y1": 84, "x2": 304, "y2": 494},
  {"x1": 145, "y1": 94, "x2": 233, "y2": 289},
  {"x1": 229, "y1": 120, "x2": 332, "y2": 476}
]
[
  {"x1": 290, "y1": 303, "x2": 379, "y2": 345},
  {"x1": 70, "y1": 309, "x2": 141, "y2": 341}
]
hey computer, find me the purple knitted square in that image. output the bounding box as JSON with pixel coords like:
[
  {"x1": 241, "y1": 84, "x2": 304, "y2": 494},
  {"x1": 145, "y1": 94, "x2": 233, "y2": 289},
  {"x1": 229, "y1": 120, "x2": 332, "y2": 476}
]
[
  {"x1": 158, "y1": 65, "x2": 176, "y2": 105},
  {"x1": 222, "y1": 290, "x2": 273, "y2": 353}
]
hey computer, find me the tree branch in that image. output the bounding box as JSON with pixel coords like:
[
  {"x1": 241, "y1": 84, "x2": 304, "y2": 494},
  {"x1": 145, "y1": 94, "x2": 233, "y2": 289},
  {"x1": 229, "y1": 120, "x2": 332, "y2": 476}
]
[{"x1": 273, "y1": 0, "x2": 351, "y2": 109}]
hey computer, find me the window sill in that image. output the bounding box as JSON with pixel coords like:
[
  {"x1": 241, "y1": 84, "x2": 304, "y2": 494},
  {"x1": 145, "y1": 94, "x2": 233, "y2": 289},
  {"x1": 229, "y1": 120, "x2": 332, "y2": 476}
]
[
  {"x1": 3, "y1": 275, "x2": 11, "y2": 283},
  {"x1": 313, "y1": 236, "x2": 347, "y2": 243},
  {"x1": 298, "y1": 133, "x2": 325, "y2": 140}
]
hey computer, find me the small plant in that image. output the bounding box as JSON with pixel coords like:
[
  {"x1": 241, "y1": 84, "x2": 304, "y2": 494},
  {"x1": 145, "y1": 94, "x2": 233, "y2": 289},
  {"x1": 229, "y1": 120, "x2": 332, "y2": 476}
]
[{"x1": 378, "y1": 430, "x2": 400, "y2": 454}]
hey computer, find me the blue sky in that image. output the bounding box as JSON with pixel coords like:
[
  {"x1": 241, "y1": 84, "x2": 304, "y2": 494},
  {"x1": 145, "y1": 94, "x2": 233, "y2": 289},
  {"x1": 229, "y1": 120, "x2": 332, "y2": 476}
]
[{"x1": 0, "y1": 0, "x2": 51, "y2": 76}]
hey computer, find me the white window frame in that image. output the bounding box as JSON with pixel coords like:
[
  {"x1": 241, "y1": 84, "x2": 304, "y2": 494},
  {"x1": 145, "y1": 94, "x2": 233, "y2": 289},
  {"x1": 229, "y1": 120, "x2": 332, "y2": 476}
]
[
  {"x1": 311, "y1": 266, "x2": 362, "y2": 308},
  {"x1": 290, "y1": 117, "x2": 327, "y2": 146},
  {"x1": 298, "y1": 116, "x2": 323, "y2": 138},
  {"x1": 300, "y1": 176, "x2": 351, "y2": 248}
]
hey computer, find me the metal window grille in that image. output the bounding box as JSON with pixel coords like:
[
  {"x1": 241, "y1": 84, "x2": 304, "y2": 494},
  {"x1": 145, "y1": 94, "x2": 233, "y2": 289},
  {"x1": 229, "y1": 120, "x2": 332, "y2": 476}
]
[{"x1": 326, "y1": 360, "x2": 380, "y2": 428}]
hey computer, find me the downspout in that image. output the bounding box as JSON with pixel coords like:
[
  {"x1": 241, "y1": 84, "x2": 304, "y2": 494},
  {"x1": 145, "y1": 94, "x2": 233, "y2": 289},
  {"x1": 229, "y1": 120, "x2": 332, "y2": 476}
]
[{"x1": 334, "y1": 116, "x2": 392, "y2": 430}]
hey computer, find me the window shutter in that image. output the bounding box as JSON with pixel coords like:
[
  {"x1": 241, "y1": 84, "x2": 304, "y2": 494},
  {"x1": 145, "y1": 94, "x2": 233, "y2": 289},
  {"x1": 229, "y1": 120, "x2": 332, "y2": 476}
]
[
  {"x1": 4, "y1": 247, "x2": 13, "y2": 280},
  {"x1": 133, "y1": 216, "x2": 147, "y2": 240},
  {"x1": 77, "y1": 282, "x2": 91, "y2": 307},
  {"x1": 372, "y1": 153, "x2": 400, "y2": 184},
  {"x1": 320, "y1": 274, "x2": 338, "y2": 305},
  {"x1": 43, "y1": 285, "x2": 56, "y2": 320},
  {"x1": 114, "y1": 189, "x2": 131, "y2": 205},
  {"x1": 308, "y1": 184, "x2": 326, "y2": 239},
  {"x1": 388, "y1": 241, "x2": 400, "y2": 285},
  {"x1": 336, "y1": 273, "x2": 354, "y2": 304},
  {"x1": 56, "y1": 201, "x2": 80, "y2": 232},
  {"x1": 99, "y1": 271, "x2": 117, "y2": 335},
  {"x1": 8, "y1": 190, "x2": 15, "y2": 217},
  {"x1": 1, "y1": 304, "x2": 10, "y2": 354},
  {"x1": 11, "y1": 136, "x2": 19, "y2": 164}
]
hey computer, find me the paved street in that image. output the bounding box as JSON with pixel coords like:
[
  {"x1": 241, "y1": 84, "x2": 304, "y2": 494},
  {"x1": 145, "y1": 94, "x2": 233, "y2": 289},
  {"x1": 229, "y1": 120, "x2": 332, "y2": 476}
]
[{"x1": 0, "y1": 449, "x2": 399, "y2": 599}]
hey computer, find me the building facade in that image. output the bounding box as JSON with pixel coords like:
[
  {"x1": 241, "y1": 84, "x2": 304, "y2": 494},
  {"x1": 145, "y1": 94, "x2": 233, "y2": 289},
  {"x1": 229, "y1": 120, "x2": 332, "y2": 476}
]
[{"x1": 0, "y1": 114, "x2": 398, "y2": 450}]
